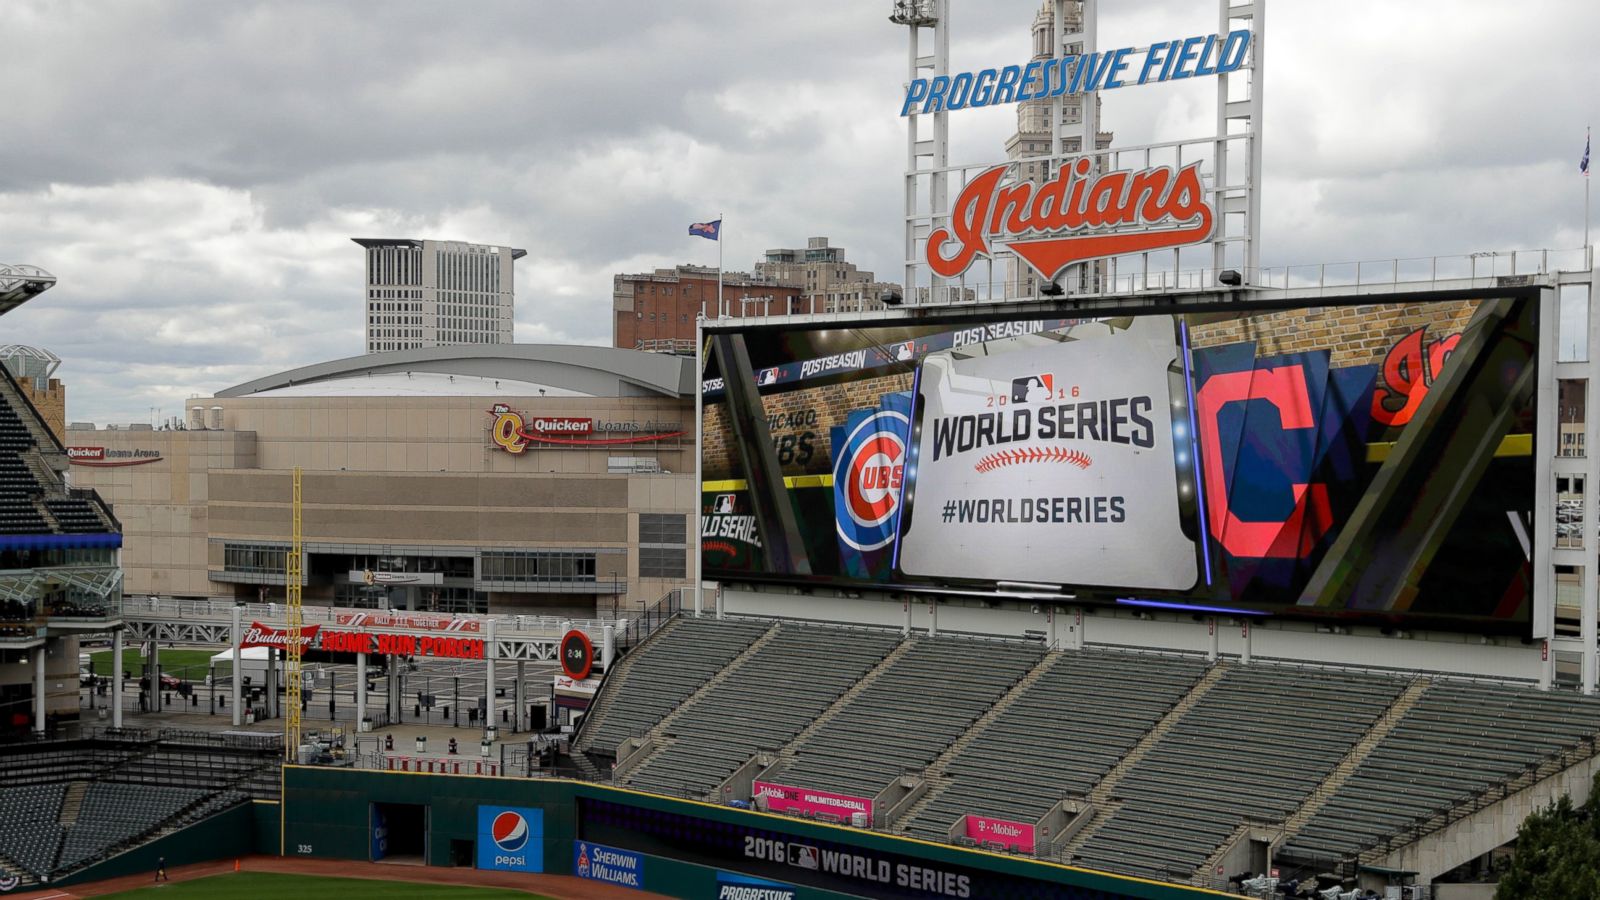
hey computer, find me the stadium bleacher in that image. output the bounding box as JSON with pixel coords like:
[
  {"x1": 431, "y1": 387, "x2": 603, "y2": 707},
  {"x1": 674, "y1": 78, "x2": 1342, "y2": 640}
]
[
  {"x1": 0, "y1": 368, "x2": 115, "y2": 536},
  {"x1": 575, "y1": 615, "x2": 1600, "y2": 887},
  {"x1": 901, "y1": 648, "x2": 1210, "y2": 843},
  {"x1": 575, "y1": 615, "x2": 771, "y2": 757},
  {"x1": 56, "y1": 783, "x2": 210, "y2": 871},
  {"x1": 0, "y1": 733, "x2": 276, "y2": 883},
  {"x1": 764, "y1": 635, "x2": 1042, "y2": 805},
  {"x1": 1279, "y1": 680, "x2": 1600, "y2": 866},
  {"x1": 622, "y1": 623, "x2": 902, "y2": 798},
  {"x1": 1067, "y1": 665, "x2": 1407, "y2": 880}
]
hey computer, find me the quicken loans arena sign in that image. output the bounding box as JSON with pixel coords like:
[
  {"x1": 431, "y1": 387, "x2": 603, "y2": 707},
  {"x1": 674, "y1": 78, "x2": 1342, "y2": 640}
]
[{"x1": 487, "y1": 404, "x2": 684, "y2": 453}]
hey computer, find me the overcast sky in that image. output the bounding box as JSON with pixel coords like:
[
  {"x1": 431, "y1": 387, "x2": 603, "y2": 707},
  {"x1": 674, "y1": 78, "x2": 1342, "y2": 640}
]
[{"x1": 2, "y1": 0, "x2": 1596, "y2": 425}]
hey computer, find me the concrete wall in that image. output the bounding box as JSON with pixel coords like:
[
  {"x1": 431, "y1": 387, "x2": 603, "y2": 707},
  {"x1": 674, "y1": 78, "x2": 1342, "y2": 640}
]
[
  {"x1": 1373, "y1": 754, "x2": 1600, "y2": 884},
  {"x1": 720, "y1": 587, "x2": 1544, "y2": 681},
  {"x1": 66, "y1": 428, "x2": 255, "y2": 598}
]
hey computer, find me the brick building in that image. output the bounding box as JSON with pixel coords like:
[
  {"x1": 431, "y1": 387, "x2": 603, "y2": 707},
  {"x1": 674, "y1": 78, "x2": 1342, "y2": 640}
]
[{"x1": 613, "y1": 266, "x2": 804, "y2": 353}]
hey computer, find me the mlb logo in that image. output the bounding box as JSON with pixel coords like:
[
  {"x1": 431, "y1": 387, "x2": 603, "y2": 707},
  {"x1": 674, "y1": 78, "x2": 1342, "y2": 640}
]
[
  {"x1": 788, "y1": 843, "x2": 819, "y2": 870},
  {"x1": 757, "y1": 367, "x2": 780, "y2": 386},
  {"x1": 714, "y1": 494, "x2": 737, "y2": 514},
  {"x1": 1010, "y1": 373, "x2": 1054, "y2": 403},
  {"x1": 894, "y1": 340, "x2": 915, "y2": 361}
]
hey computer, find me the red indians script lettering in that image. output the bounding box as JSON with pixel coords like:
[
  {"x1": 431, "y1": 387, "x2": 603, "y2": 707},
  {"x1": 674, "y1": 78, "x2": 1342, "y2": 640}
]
[
  {"x1": 1371, "y1": 326, "x2": 1460, "y2": 427},
  {"x1": 927, "y1": 158, "x2": 1214, "y2": 281}
]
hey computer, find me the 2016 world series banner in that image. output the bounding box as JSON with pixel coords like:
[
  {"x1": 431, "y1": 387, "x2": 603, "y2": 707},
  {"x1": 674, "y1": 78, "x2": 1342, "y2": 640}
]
[{"x1": 700, "y1": 296, "x2": 1537, "y2": 634}]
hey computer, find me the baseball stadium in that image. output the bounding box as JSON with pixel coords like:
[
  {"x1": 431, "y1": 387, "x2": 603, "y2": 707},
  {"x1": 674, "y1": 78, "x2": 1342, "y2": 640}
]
[{"x1": 4, "y1": 2, "x2": 1600, "y2": 900}]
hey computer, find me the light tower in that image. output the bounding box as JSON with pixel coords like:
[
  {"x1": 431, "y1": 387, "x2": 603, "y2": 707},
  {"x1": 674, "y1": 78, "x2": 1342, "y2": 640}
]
[
  {"x1": 891, "y1": 0, "x2": 949, "y2": 307},
  {"x1": 283, "y1": 467, "x2": 304, "y2": 762}
]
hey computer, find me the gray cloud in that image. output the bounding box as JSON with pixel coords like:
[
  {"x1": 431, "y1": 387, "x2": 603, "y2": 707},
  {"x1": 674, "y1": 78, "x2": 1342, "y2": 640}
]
[{"x1": 1, "y1": 0, "x2": 1597, "y2": 424}]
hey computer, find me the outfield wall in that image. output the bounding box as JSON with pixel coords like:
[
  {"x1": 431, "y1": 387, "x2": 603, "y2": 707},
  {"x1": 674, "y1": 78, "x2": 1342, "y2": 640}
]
[{"x1": 282, "y1": 766, "x2": 1229, "y2": 900}]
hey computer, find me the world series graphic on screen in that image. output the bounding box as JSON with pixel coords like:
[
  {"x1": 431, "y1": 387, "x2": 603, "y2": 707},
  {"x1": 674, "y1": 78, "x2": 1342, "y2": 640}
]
[{"x1": 700, "y1": 296, "x2": 1537, "y2": 634}]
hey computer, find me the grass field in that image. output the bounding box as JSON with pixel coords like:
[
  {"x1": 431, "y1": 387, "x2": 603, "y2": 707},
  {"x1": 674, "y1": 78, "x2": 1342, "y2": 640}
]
[
  {"x1": 89, "y1": 648, "x2": 228, "y2": 679},
  {"x1": 102, "y1": 871, "x2": 550, "y2": 899}
]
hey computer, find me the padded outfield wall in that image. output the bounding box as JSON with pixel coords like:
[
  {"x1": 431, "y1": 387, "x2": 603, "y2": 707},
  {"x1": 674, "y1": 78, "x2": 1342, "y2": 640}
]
[{"x1": 282, "y1": 766, "x2": 1228, "y2": 899}]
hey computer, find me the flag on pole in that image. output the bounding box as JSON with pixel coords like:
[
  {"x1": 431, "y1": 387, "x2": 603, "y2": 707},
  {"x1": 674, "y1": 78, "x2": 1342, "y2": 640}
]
[
  {"x1": 1583, "y1": 130, "x2": 1590, "y2": 175},
  {"x1": 689, "y1": 220, "x2": 722, "y2": 241}
]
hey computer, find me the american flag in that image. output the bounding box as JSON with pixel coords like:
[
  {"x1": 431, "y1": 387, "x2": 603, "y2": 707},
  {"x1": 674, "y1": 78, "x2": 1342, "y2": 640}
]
[
  {"x1": 1583, "y1": 129, "x2": 1591, "y2": 176},
  {"x1": 689, "y1": 220, "x2": 722, "y2": 240}
]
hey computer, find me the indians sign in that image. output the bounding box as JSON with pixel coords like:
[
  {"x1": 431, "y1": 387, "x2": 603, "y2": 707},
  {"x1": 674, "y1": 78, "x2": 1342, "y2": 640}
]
[{"x1": 926, "y1": 158, "x2": 1214, "y2": 282}]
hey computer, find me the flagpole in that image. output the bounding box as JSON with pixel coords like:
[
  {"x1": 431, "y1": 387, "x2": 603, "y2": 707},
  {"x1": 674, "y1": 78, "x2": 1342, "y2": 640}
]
[
  {"x1": 1586, "y1": 127, "x2": 1591, "y2": 261},
  {"x1": 717, "y1": 212, "x2": 724, "y2": 319}
]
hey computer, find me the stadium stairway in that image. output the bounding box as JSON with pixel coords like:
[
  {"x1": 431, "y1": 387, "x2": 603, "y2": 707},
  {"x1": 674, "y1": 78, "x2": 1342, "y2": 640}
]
[
  {"x1": 612, "y1": 622, "x2": 783, "y2": 782},
  {"x1": 58, "y1": 780, "x2": 89, "y2": 826},
  {"x1": 1056, "y1": 660, "x2": 1231, "y2": 862},
  {"x1": 890, "y1": 650, "x2": 1067, "y2": 833}
]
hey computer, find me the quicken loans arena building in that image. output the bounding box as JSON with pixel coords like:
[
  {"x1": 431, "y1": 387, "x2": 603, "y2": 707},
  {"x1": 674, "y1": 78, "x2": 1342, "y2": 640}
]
[{"x1": 67, "y1": 345, "x2": 695, "y2": 617}]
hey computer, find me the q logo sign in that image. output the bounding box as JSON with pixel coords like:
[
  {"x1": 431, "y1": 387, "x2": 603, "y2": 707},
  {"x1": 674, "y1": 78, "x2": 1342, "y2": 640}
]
[{"x1": 834, "y1": 409, "x2": 910, "y2": 551}]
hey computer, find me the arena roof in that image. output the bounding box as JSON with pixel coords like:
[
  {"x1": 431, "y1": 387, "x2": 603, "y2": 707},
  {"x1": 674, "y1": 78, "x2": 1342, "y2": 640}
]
[{"x1": 216, "y1": 344, "x2": 694, "y2": 400}]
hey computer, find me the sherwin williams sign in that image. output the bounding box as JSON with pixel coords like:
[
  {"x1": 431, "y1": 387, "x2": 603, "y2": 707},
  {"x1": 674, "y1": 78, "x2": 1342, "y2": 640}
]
[
  {"x1": 575, "y1": 840, "x2": 643, "y2": 889},
  {"x1": 477, "y1": 806, "x2": 543, "y2": 873},
  {"x1": 753, "y1": 781, "x2": 872, "y2": 822}
]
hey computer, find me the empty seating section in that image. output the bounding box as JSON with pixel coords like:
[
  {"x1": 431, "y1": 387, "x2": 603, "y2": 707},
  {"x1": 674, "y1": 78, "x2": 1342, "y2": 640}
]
[
  {"x1": 903, "y1": 650, "x2": 1209, "y2": 842},
  {"x1": 578, "y1": 617, "x2": 771, "y2": 755},
  {"x1": 0, "y1": 783, "x2": 66, "y2": 876},
  {"x1": 1069, "y1": 665, "x2": 1404, "y2": 881},
  {"x1": 0, "y1": 391, "x2": 45, "y2": 533},
  {"x1": 57, "y1": 783, "x2": 208, "y2": 870},
  {"x1": 770, "y1": 637, "x2": 1043, "y2": 802},
  {"x1": 0, "y1": 372, "x2": 110, "y2": 535},
  {"x1": 0, "y1": 744, "x2": 144, "y2": 785},
  {"x1": 44, "y1": 497, "x2": 107, "y2": 533},
  {"x1": 1280, "y1": 681, "x2": 1600, "y2": 863},
  {"x1": 106, "y1": 747, "x2": 276, "y2": 793},
  {"x1": 624, "y1": 624, "x2": 902, "y2": 798},
  {"x1": 0, "y1": 738, "x2": 274, "y2": 880}
]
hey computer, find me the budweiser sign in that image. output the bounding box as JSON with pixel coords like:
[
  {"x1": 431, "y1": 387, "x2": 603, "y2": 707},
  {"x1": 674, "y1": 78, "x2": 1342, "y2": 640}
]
[
  {"x1": 240, "y1": 621, "x2": 321, "y2": 650},
  {"x1": 927, "y1": 158, "x2": 1214, "y2": 282}
]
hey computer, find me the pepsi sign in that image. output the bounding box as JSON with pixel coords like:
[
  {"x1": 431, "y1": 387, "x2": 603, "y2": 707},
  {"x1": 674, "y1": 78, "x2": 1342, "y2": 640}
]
[{"x1": 477, "y1": 805, "x2": 544, "y2": 873}]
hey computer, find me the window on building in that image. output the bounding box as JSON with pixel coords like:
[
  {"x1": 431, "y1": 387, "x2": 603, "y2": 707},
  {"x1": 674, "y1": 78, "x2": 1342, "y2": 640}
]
[{"x1": 639, "y1": 546, "x2": 686, "y2": 580}]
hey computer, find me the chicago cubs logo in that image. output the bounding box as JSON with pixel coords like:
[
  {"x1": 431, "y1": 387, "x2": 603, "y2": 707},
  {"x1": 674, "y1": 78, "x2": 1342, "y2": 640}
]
[
  {"x1": 492, "y1": 811, "x2": 530, "y2": 853},
  {"x1": 833, "y1": 409, "x2": 910, "y2": 551}
]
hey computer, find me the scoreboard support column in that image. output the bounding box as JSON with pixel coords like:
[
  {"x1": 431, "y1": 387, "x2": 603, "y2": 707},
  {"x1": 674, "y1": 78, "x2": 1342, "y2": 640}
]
[{"x1": 356, "y1": 651, "x2": 368, "y2": 728}]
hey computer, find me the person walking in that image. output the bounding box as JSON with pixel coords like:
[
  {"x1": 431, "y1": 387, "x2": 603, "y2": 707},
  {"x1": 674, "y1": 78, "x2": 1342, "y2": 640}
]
[{"x1": 155, "y1": 856, "x2": 168, "y2": 882}]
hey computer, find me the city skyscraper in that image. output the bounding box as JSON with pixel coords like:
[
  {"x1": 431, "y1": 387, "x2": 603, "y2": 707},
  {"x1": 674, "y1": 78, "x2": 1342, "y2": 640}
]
[{"x1": 354, "y1": 237, "x2": 525, "y2": 354}]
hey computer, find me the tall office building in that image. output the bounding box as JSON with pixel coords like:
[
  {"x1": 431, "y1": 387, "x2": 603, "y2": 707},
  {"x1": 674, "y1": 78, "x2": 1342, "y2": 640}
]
[
  {"x1": 1005, "y1": 1, "x2": 1113, "y2": 297},
  {"x1": 755, "y1": 237, "x2": 903, "y2": 315},
  {"x1": 354, "y1": 238, "x2": 525, "y2": 354}
]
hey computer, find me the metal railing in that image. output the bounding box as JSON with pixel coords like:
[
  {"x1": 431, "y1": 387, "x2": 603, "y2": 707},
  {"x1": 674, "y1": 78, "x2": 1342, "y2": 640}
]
[{"x1": 715, "y1": 247, "x2": 1594, "y2": 319}]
